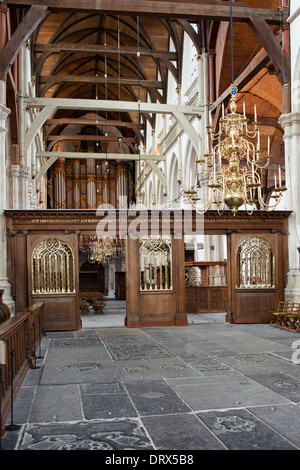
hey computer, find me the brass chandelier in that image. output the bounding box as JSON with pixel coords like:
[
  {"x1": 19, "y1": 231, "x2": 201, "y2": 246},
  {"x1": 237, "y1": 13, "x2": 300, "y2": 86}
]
[
  {"x1": 185, "y1": 0, "x2": 286, "y2": 216},
  {"x1": 185, "y1": 85, "x2": 286, "y2": 215},
  {"x1": 89, "y1": 237, "x2": 124, "y2": 264}
]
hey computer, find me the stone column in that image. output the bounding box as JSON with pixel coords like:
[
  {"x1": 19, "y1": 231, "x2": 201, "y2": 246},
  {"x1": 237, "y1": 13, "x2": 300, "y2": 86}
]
[
  {"x1": 10, "y1": 165, "x2": 21, "y2": 208},
  {"x1": 279, "y1": 113, "x2": 300, "y2": 302},
  {"x1": 0, "y1": 101, "x2": 15, "y2": 313},
  {"x1": 20, "y1": 166, "x2": 31, "y2": 208},
  {"x1": 107, "y1": 261, "x2": 116, "y2": 298}
]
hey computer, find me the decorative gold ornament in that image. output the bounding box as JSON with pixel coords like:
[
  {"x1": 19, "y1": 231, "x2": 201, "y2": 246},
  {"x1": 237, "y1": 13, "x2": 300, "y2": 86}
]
[
  {"x1": 139, "y1": 235, "x2": 173, "y2": 291},
  {"x1": 236, "y1": 236, "x2": 275, "y2": 289},
  {"x1": 32, "y1": 238, "x2": 75, "y2": 294},
  {"x1": 186, "y1": 85, "x2": 286, "y2": 215}
]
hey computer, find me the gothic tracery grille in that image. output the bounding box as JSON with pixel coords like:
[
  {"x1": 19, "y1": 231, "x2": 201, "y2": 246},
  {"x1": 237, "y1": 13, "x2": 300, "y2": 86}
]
[
  {"x1": 32, "y1": 239, "x2": 76, "y2": 294},
  {"x1": 139, "y1": 236, "x2": 173, "y2": 291},
  {"x1": 236, "y1": 237, "x2": 275, "y2": 289}
]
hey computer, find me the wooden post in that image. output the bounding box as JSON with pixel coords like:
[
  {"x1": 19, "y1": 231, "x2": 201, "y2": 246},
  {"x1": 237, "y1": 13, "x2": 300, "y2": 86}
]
[{"x1": 125, "y1": 237, "x2": 140, "y2": 327}]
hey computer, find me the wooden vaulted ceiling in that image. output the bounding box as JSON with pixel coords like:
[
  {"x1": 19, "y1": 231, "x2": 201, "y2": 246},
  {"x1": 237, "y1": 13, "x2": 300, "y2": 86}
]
[{"x1": 4, "y1": 0, "x2": 289, "y2": 189}]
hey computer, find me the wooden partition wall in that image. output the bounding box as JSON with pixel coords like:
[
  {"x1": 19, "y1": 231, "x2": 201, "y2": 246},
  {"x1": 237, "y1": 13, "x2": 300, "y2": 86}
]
[
  {"x1": 229, "y1": 232, "x2": 285, "y2": 323},
  {"x1": 125, "y1": 235, "x2": 187, "y2": 328},
  {"x1": 28, "y1": 234, "x2": 80, "y2": 331},
  {"x1": 5, "y1": 209, "x2": 290, "y2": 330}
]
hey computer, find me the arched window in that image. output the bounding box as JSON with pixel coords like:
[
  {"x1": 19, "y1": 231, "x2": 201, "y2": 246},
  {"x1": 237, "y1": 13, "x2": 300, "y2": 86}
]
[
  {"x1": 32, "y1": 239, "x2": 75, "y2": 294},
  {"x1": 236, "y1": 237, "x2": 275, "y2": 289}
]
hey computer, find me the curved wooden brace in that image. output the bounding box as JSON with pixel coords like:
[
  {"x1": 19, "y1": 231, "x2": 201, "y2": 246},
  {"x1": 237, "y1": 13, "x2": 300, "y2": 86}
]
[{"x1": 24, "y1": 105, "x2": 57, "y2": 154}]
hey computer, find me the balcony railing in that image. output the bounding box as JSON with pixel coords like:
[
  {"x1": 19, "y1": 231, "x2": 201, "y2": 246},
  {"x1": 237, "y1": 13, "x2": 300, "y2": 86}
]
[{"x1": 0, "y1": 302, "x2": 45, "y2": 437}]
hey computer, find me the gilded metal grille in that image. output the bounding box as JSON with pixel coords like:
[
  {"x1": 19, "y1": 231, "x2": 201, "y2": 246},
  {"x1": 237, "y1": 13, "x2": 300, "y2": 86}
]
[
  {"x1": 32, "y1": 239, "x2": 75, "y2": 294},
  {"x1": 139, "y1": 236, "x2": 173, "y2": 291},
  {"x1": 237, "y1": 237, "x2": 275, "y2": 289}
]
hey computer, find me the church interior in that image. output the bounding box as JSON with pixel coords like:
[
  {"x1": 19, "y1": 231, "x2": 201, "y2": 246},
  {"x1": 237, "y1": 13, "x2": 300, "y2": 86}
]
[{"x1": 1, "y1": 0, "x2": 300, "y2": 452}]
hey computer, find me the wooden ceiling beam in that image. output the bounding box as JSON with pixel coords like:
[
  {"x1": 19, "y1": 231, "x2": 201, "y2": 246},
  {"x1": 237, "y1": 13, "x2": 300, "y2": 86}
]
[
  {"x1": 6, "y1": 1, "x2": 284, "y2": 24},
  {"x1": 34, "y1": 42, "x2": 178, "y2": 60},
  {"x1": 36, "y1": 151, "x2": 166, "y2": 161},
  {"x1": 248, "y1": 15, "x2": 290, "y2": 85},
  {"x1": 33, "y1": 44, "x2": 178, "y2": 90},
  {"x1": 44, "y1": 118, "x2": 139, "y2": 139},
  {"x1": 24, "y1": 96, "x2": 202, "y2": 115},
  {"x1": 176, "y1": 19, "x2": 202, "y2": 55},
  {"x1": 39, "y1": 75, "x2": 163, "y2": 88},
  {"x1": 0, "y1": 5, "x2": 48, "y2": 79},
  {"x1": 46, "y1": 118, "x2": 140, "y2": 129},
  {"x1": 46, "y1": 135, "x2": 136, "y2": 143}
]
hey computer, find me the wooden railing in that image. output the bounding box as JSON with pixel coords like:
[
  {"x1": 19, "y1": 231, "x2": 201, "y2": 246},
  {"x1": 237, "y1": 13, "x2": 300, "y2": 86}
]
[{"x1": 0, "y1": 302, "x2": 45, "y2": 436}]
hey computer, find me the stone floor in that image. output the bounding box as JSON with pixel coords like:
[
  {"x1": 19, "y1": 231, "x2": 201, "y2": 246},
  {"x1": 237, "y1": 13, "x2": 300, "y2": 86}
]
[{"x1": 1, "y1": 302, "x2": 300, "y2": 451}]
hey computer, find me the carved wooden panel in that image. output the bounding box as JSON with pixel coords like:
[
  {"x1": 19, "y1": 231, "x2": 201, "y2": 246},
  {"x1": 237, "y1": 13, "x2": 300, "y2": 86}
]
[
  {"x1": 229, "y1": 232, "x2": 284, "y2": 323},
  {"x1": 185, "y1": 286, "x2": 228, "y2": 313},
  {"x1": 27, "y1": 234, "x2": 80, "y2": 331}
]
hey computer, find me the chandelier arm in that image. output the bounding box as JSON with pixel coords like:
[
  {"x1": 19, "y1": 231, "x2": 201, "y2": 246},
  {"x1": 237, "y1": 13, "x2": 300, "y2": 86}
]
[
  {"x1": 216, "y1": 201, "x2": 226, "y2": 215},
  {"x1": 257, "y1": 187, "x2": 284, "y2": 211},
  {"x1": 244, "y1": 127, "x2": 258, "y2": 139},
  {"x1": 243, "y1": 202, "x2": 255, "y2": 216},
  {"x1": 255, "y1": 160, "x2": 271, "y2": 169},
  {"x1": 188, "y1": 187, "x2": 213, "y2": 214}
]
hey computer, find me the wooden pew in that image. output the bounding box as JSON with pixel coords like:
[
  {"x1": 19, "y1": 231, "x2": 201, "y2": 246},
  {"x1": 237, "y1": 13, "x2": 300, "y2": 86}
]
[{"x1": 79, "y1": 292, "x2": 106, "y2": 315}]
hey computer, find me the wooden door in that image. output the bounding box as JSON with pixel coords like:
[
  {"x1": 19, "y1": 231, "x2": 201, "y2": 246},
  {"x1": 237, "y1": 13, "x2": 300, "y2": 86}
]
[
  {"x1": 228, "y1": 232, "x2": 284, "y2": 323},
  {"x1": 125, "y1": 235, "x2": 187, "y2": 327}
]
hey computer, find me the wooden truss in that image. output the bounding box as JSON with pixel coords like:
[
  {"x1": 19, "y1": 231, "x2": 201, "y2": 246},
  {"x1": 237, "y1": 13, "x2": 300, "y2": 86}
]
[{"x1": 24, "y1": 97, "x2": 202, "y2": 185}]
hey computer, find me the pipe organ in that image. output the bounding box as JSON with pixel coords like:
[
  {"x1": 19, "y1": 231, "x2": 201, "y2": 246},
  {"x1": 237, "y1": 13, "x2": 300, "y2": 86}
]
[{"x1": 48, "y1": 131, "x2": 131, "y2": 210}]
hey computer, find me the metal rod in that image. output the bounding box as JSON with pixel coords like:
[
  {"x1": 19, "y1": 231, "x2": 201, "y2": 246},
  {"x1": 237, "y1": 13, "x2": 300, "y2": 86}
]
[{"x1": 230, "y1": 0, "x2": 234, "y2": 83}]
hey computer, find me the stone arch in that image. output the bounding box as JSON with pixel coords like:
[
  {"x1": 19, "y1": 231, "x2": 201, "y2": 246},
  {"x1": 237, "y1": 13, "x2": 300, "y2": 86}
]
[
  {"x1": 184, "y1": 139, "x2": 197, "y2": 189},
  {"x1": 156, "y1": 180, "x2": 165, "y2": 207},
  {"x1": 168, "y1": 153, "x2": 180, "y2": 202}
]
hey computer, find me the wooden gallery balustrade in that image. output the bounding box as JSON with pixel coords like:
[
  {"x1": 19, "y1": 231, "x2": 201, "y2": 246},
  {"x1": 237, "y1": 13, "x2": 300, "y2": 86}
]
[{"x1": 0, "y1": 302, "x2": 45, "y2": 436}]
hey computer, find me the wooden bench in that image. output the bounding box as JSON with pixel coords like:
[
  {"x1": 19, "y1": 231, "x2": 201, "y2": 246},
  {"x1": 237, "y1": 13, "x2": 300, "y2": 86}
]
[{"x1": 79, "y1": 292, "x2": 106, "y2": 315}]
